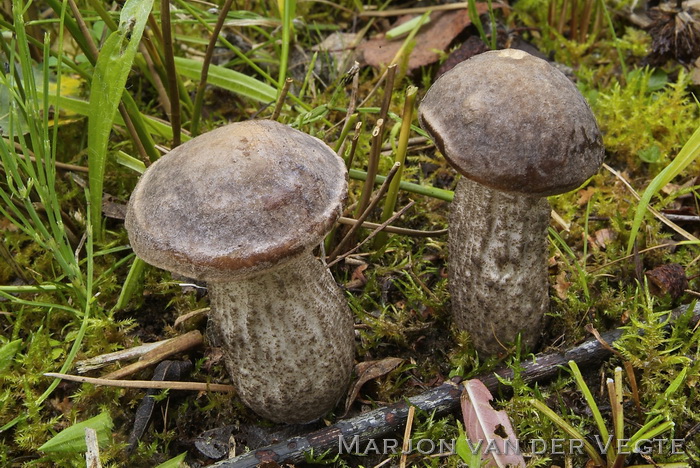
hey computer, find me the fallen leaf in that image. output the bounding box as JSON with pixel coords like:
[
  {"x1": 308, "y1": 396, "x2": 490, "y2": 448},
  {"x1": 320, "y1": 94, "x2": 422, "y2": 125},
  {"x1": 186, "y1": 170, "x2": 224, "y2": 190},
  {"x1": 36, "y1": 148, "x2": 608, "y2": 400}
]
[
  {"x1": 359, "y1": 9, "x2": 473, "y2": 70},
  {"x1": 554, "y1": 270, "x2": 571, "y2": 300},
  {"x1": 343, "y1": 357, "x2": 403, "y2": 415},
  {"x1": 577, "y1": 187, "x2": 597, "y2": 206},
  {"x1": 460, "y1": 379, "x2": 525, "y2": 467},
  {"x1": 645, "y1": 263, "x2": 688, "y2": 299},
  {"x1": 345, "y1": 263, "x2": 368, "y2": 289},
  {"x1": 593, "y1": 228, "x2": 617, "y2": 250},
  {"x1": 311, "y1": 32, "x2": 363, "y2": 75}
]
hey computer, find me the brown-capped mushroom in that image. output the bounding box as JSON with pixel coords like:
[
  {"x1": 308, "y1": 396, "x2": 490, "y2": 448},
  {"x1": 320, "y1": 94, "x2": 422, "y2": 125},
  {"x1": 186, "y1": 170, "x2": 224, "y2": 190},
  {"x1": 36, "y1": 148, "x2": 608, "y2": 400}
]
[
  {"x1": 125, "y1": 119, "x2": 354, "y2": 423},
  {"x1": 418, "y1": 49, "x2": 604, "y2": 355}
]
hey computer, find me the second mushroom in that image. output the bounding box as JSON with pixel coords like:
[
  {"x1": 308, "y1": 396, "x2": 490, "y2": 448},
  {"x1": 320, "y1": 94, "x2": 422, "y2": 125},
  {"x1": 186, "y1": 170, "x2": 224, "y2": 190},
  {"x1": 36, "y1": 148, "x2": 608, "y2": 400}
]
[
  {"x1": 125, "y1": 119, "x2": 355, "y2": 424},
  {"x1": 418, "y1": 49, "x2": 605, "y2": 355}
]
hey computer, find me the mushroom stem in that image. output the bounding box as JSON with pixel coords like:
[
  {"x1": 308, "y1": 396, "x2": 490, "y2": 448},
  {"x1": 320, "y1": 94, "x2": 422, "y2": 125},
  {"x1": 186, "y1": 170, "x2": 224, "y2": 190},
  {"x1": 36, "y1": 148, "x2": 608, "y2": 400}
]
[
  {"x1": 449, "y1": 177, "x2": 550, "y2": 355},
  {"x1": 208, "y1": 252, "x2": 355, "y2": 424}
]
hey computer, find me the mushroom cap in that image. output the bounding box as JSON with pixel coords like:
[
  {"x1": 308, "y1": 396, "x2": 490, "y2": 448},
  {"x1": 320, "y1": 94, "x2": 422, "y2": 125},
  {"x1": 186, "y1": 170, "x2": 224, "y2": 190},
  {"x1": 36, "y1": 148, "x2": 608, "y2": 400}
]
[
  {"x1": 125, "y1": 120, "x2": 347, "y2": 282},
  {"x1": 418, "y1": 49, "x2": 604, "y2": 196}
]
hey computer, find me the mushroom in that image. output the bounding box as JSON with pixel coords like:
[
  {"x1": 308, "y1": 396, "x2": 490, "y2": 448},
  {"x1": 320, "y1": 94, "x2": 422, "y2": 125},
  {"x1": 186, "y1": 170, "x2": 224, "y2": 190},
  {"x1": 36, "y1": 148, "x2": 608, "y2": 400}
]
[
  {"x1": 124, "y1": 119, "x2": 355, "y2": 423},
  {"x1": 418, "y1": 49, "x2": 604, "y2": 355}
]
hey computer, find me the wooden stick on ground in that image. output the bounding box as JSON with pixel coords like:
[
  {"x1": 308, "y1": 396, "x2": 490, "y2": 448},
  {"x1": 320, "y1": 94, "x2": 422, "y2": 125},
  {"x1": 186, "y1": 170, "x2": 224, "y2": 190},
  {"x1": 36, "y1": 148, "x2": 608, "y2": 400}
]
[
  {"x1": 102, "y1": 330, "x2": 203, "y2": 380},
  {"x1": 211, "y1": 303, "x2": 700, "y2": 468},
  {"x1": 43, "y1": 372, "x2": 236, "y2": 393}
]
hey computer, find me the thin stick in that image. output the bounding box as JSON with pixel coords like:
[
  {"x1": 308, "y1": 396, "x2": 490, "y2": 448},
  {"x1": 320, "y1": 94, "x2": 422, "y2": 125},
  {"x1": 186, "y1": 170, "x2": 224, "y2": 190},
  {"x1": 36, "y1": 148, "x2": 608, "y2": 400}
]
[
  {"x1": 160, "y1": 0, "x2": 181, "y2": 147},
  {"x1": 102, "y1": 330, "x2": 203, "y2": 380},
  {"x1": 399, "y1": 406, "x2": 416, "y2": 468},
  {"x1": 359, "y1": 2, "x2": 506, "y2": 16},
  {"x1": 378, "y1": 64, "x2": 397, "y2": 124},
  {"x1": 44, "y1": 372, "x2": 236, "y2": 393},
  {"x1": 376, "y1": 85, "x2": 418, "y2": 248},
  {"x1": 76, "y1": 338, "x2": 175, "y2": 373},
  {"x1": 337, "y1": 216, "x2": 446, "y2": 237},
  {"x1": 328, "y1": 200, "x2": 415, "y2": 268},
  {"x1": 335, "y1": 64, "x2": 361, "y2": 157},
  {"x1": 588, "y1": 243, "x2": 679, "y2": 273},
  {"x1": 329, "y1": 162, "x2": 401, "y2": 261},
  {"x1": 603, "y1": 163, "x2": 698, "y2": 243},
  {"x1": 190, "y1": 0, "x2": 236, "y2": 136},
  {"x1": 139, "y1": 42, "x2": 171, "y2": 116},
  {"x1": 355, "y1": 119, "x2": 385, "y2": 218},
  {"x1": 85, "y1": 428, "x2": 102, "y2": 468},
  {"x1": 345, "y1": 121, "x2": 363, "y2": 169},
  {"x1": 271, "y1": 77, "x2": 294, "y2": 121}
]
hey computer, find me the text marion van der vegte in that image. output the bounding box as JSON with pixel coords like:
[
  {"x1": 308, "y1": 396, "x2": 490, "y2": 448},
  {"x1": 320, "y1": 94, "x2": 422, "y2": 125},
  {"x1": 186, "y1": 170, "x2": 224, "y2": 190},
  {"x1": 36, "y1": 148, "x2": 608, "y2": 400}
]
[{"x1": 337, "y1": 434, "x2": 685, "y2": 456}]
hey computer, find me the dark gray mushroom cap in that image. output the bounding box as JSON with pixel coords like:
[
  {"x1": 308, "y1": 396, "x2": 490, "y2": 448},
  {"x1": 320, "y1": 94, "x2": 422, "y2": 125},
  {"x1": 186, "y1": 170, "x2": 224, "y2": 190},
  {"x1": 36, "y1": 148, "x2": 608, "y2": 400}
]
[
  {"x1": 418, "y1": 49, "x2": 604, "y2": 196},
  {"x1": 125, "y1": 120, "x2": 347, "y2": 282}
]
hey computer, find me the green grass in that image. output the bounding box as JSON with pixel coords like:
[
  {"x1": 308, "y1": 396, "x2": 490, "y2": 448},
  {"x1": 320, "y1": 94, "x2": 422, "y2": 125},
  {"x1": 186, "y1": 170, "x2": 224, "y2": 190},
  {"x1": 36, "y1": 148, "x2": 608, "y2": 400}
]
[{"x1": 1, "y1": 0, "x2": 699, "y2": 466}]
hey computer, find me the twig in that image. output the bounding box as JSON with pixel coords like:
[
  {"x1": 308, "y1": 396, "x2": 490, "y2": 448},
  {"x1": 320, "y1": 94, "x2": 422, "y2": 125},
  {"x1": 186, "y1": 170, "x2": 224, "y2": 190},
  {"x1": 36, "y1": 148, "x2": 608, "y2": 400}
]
[
  {"x1": 329, "y1": 162, "x2": 401, "y2": 261},
  {"x1": 173, "y1": 307, "x2": 210, "y2": 328},
  {"x1": 359, "y1": 2, "x2": 507, "y2": 16},
  {"x1": 337, "y1": 216, "x2": 447, "y2": 237},
  {"x1": 271, "y1": 77, "x2": 294, "y2": 121},
  {"x1": 328, "y1": 200, "x2": 415, "y2": 268},
  {"x1": 378, "y1": 64, "x2": 397, "y2": 124},
  {"x1": 160, "y1": 0, "x2": 181, "y2": 147},
  {"x1": 355, "y1": 119, "x2": 386, "y2": 218},
  {"x1": 76, "y1": 338, "x2": 176, "y2": 373},
  {"x1": 345, "y1": 121, "x2": 363, "y2": 169},
  {"x1": 101, "y1": 330, "x2": 203, "y2": 380},
  {"x1": 603, "y1": 163, "x2": 698, "y2": 244},
  {"x1": 399, "y1": 406, "x2": 415, "y2": 468},
  {"x1": 210, "y1": 302, "x2": 700, "y2": 468},
  {"x1": 44, "y1": 372, "x2": 236, "y2": 392},
  {"x1": 85, "y1": 428, "x2": 101, "y2": 468},
  {"x1": 190, "y1": 0, "x2": 236, "y2": 136}
]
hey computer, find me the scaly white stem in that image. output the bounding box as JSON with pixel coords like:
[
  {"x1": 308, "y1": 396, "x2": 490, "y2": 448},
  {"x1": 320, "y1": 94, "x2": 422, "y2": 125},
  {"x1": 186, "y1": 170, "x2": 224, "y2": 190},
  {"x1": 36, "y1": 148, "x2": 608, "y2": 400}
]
[
  {"x1": 449, "y1": 177, "x2": 550, "y2": 355},
  {"x1": 208, "y1": 252, "x2": 355, "y2": 423}
]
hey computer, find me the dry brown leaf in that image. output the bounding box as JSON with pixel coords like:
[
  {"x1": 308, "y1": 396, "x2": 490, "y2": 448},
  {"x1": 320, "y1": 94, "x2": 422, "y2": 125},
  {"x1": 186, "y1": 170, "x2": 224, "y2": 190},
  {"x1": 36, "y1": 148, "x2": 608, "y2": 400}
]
[
  {"x1": 645, "y1": 263, "x2": 688, "y2": 299},
  {"x1": 359, "y1": 9, "x2": 474, "y2": 70},
  {"x1": 461, "y1": 379, "x2": 525, "y2": 467},
  {"x1": 345, "y1": 263, "x2": 369, "y2": 289},
  {"x1": 593, "y1": 228, "x2": 617, "y2": 250},
  {"x1": 343, "y1": 357, "x2": 403, "y2": 415},
  {"x1": 577, "y1": 187, "x2": 596, "y2": 206},
  {"x1": 554, "y1": 270, "x2": 571, "y2": 300}
]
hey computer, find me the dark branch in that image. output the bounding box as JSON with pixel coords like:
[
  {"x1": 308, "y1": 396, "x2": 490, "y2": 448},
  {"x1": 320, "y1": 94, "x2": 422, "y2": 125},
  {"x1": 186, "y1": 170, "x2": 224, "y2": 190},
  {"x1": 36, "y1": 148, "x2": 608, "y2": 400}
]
[{"x1": 211, "y1": 303, "x2": 700, "y2": 468}]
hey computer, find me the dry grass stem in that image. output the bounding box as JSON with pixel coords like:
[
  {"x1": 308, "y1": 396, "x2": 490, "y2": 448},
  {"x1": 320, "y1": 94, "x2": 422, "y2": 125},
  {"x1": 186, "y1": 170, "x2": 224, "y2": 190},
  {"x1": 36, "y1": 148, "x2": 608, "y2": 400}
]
[{"x1": 44, "y1": 373, "x2": 236, "y2": 393}]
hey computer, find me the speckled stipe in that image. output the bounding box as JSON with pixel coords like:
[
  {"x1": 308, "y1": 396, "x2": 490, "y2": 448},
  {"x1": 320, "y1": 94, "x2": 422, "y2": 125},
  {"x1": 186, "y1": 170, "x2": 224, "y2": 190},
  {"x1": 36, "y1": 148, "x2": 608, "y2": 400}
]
[
  {"x1": 208, "y1": 252, "x2": 355, "y2": 424},
  {"x1": 449, "y1": 177, "x2": 550, "y2": 355}
]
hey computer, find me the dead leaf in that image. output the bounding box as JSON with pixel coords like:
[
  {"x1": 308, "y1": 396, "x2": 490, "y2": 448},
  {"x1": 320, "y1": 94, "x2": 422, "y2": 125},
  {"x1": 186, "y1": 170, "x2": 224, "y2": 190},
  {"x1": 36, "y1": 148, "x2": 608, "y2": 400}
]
[
  {"x1": 345, "y1": 263, "x2": 368, "y2": 289},
  {"x1": 645, "y1": 263, "x2": 688, "y2": 299},
  {"x1": 461, "y1": 379, "x2": 525, "y2": 468},
  {"x1": 49, "y1": 396, "x2": 73, "y2": 415},
  {"x1": 577, "y1": 187, "x2": 596, "y2": 206},
  {"x1": 311, "y1": 32, "x2": 363, "y2": 75},
  {"x1": 359, "y1": 9, "x2": 473, "y2": 70},
  {"x1": 554, "y1": 270, "x2": 571, "y2": 300},
  {"x1": 343, "y1": 357, "x2": 403, "y2": 415},
  {"x1": 593, "y1": 228, "x2": 617, "y2": 250}
]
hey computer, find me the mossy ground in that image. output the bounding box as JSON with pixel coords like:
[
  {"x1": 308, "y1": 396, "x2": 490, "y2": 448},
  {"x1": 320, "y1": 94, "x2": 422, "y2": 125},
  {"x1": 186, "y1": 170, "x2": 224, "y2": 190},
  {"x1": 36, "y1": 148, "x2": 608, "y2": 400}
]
[{"x1": 1, "y1": 0, "x2": 699, "y2": 466}]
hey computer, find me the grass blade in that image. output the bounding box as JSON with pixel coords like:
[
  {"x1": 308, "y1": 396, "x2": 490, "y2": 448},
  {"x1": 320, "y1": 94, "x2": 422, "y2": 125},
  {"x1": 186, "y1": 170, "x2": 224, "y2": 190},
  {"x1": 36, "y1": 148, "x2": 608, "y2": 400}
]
[
  {"x1": 38, "y1": 412, "x2": 113, "y2": 453},
  {"x1": 626, "y1": 124, "x2": 700, "y2": 254},
  {"x1": 88, "y1": 0, "x2": 156, "y2": 236},
  {"x1": 174, "y1": 57, "x2": 277, "y2": 103}
]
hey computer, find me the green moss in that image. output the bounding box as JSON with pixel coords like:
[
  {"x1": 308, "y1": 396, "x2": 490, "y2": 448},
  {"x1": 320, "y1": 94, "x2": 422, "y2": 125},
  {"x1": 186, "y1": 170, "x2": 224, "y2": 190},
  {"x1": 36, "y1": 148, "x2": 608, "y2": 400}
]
[{"x1": 582, "y1": 67, "x2": 698, "y2": 171}]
